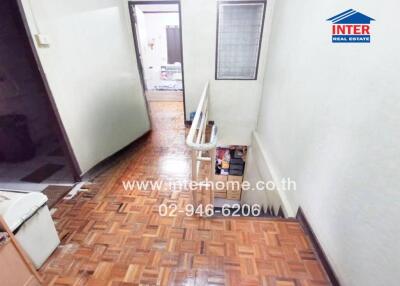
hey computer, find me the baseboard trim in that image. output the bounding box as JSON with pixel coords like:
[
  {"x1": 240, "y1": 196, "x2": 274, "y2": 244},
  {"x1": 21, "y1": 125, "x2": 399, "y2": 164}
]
[{"x1": 296, "y1": 207, "x2": 341, "y2": 286}]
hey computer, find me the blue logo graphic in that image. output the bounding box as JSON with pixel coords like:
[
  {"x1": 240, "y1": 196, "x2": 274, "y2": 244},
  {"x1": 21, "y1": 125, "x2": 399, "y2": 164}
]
[{"x1": 327, "y1": 9, "x2": 375, "y2": 43}]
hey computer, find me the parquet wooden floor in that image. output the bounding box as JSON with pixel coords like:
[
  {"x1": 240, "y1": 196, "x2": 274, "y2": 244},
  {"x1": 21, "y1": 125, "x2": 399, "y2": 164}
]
[{"x1": 39, "y1": 102, "x2": 332, "y2": 286}]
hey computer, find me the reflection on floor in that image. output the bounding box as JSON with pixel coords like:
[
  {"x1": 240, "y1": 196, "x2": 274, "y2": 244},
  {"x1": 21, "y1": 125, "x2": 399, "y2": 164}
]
[
  {"x1": 39, "y1": 102, "x2": 332, "y2": 285},
  {"x1": 146, "y1": 90, "x2": 183, "y2": 102},
  {"x1": 0, "y1": 139, "x2": 74, "y2": 192}
]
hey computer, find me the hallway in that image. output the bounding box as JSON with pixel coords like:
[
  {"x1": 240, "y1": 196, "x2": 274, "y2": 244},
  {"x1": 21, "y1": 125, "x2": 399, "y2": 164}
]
[{"x1": 39, "y1": 102, "x2": 331, "y2": 285}]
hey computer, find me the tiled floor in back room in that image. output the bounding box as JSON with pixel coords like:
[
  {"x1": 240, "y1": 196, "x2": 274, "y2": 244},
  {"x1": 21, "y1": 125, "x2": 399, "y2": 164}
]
[
  {"x1": 40, "y1": 101, "x2": 332, "y2": 286},
  {"x1": 0, "y1": 139, "x2": 74, "y2": 192}
]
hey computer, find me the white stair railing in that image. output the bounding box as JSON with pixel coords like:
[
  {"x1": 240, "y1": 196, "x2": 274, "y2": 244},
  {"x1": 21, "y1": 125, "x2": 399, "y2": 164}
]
[{"x1": 186, "y1": 82, "x2": 217, "y2": 209}]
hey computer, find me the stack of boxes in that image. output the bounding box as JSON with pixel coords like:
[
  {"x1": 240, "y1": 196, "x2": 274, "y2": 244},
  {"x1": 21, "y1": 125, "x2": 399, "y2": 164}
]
[
  {"x1": 227, "y1": 174, "x2": 242, "y2": 199},
  {"x1": 214, "y1": 146, "x2": 246, "y2": 200},
  {"x1": 214, "y1": 174, "x2": 228, "y2": 198}
]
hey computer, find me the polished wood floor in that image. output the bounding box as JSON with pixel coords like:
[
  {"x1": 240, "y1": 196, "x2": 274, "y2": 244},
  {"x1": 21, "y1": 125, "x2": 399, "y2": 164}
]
[
  {"x1": 40, "y1": 102, "x2": 332, "y2": 286},
  {"x1": 146, "y1": 91, "x2": 183, "y2": 102}
]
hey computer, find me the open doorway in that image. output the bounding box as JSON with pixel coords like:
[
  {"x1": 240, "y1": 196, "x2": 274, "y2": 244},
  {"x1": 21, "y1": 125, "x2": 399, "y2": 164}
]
[
  {"x1": 0, "y1": 0, "x2": 78, "y2": 193},
  {"x1": 128, "y1": 1, "x2": 185, "y2": 110}
]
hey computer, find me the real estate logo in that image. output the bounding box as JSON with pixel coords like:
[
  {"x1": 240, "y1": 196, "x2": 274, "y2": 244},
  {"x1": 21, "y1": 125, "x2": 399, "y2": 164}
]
[{"x1": 327, "y1": 9, "x2": 375, "y2": 43}]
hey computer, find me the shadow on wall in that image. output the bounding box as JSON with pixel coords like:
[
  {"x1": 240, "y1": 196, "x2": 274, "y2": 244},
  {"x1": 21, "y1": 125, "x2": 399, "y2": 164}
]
[{"x1": 0, "y1": 0, "x2": 57, "y2": 148}]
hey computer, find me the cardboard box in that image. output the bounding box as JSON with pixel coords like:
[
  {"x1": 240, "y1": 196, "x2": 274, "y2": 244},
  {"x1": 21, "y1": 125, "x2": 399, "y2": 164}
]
[
  {"x1": 214, "y1": 175, "x2": 227, "y2": 190},
  {"x1": 227, "y1": 189, "x2": 241, "y2": 200},
  {"x1": 227, "y1": 175, "x2": 242, "y2": 191},
  {"x1": 214, "y1": 190, "x2": 227, "y2": 198},
  {"x1": 214, "y1": 174, "x2": 227, "y2": 198},
  {"x1": 227, "y1": 181, "x2": 241, "y2": 191},
  {"x1": 214, "y1": 175, "x2": 228, "y2": 182},
  {"x1": 228, "y1": 175, "x2": 243, "y2": 182}
]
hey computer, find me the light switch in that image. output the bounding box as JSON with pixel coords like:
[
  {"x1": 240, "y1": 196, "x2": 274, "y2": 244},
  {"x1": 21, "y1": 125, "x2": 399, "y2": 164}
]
[{"x1": 35, "y1": 33, "x2": 50, "y2": 47}]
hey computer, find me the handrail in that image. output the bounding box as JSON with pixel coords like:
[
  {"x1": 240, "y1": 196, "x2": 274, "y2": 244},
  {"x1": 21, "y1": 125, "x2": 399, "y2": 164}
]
[
  {"x1": 186, "y1": 82, "x2": 218, "y2": 151},
  {"x1": 186, "y1": 82, "x2": 217, "y2": 210}
]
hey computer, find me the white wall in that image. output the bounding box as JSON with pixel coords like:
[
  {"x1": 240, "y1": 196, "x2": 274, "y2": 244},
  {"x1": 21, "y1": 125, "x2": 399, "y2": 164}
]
[
  {"x1": 242, "y1": 132, "x2": 292, "y2": 215},
  {"x1": 20, "y1": 0, "x2": 150, "y2": 174},
  {"x1": 241, "y1": 142, "x2": 272, "y2": 212},
  {"x1": 181, "y1": 0, "x2": 275, "y2": 145},
  {"x1": 249, "y1": 0, "x2": 400, "y2": 285}
]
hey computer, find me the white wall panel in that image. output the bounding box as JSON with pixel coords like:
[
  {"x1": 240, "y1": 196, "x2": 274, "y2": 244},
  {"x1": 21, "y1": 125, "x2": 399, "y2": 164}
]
[{"x1": 20, "y1": 0, "x2": 150, "y2": 174}]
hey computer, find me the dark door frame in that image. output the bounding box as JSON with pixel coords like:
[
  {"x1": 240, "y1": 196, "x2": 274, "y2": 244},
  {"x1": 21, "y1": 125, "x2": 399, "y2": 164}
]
[
  {"x1": 128, "y1": 0, "x2": 187, "y2": 123},
  {"x1": 15, "y1": 0, "x2": 82, "y2": 181}
]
